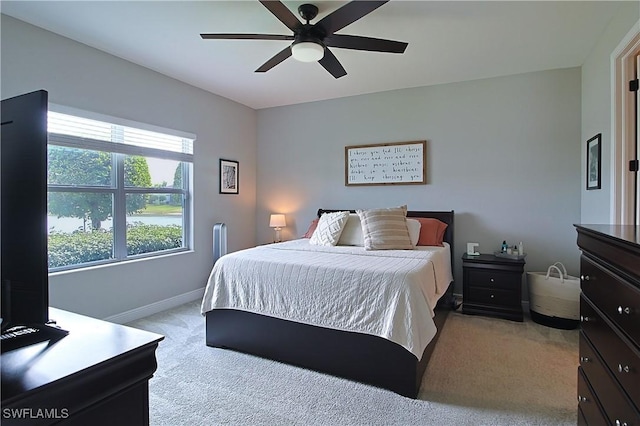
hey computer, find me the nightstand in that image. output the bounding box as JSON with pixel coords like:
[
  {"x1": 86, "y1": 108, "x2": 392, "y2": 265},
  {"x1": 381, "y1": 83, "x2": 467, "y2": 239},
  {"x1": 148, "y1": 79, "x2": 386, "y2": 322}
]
[{"x1": 462, "y1": 253, "x2": 525, "y2": 321}]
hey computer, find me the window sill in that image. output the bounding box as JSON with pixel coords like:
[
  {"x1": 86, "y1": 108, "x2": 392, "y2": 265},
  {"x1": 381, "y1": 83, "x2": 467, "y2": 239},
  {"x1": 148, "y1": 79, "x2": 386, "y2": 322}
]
[{"x1": 49, "y1": 249, "x2": 194, "y2": 277}]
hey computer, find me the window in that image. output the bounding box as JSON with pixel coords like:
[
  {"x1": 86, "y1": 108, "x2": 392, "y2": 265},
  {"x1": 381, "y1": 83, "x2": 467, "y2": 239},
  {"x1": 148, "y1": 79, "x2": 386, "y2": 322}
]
[{"x1": 47, "y1": 108, "x2": 194, "y2": 271}]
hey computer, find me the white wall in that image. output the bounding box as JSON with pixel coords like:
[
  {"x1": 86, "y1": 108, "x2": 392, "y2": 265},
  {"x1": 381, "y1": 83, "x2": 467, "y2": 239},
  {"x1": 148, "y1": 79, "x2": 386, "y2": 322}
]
[
  {"x1": 1, "y1": 15, "x2": 258, "y2": 319},
  {"x1": 256, "y1": 69, "x2": 582, "y2": 294},
  {"x1": 581, "y1": 2, "x2": 639, "y2": 223},
  {"x1": 4, "y1": 3, "x2": 635, "y2": 317}
]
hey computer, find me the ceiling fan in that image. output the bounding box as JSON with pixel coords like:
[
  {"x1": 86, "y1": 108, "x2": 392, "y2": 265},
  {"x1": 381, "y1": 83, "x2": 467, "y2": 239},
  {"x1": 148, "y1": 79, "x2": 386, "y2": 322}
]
[{"x1": 200, "y1": 0, "x2": 408, "y2": 79}]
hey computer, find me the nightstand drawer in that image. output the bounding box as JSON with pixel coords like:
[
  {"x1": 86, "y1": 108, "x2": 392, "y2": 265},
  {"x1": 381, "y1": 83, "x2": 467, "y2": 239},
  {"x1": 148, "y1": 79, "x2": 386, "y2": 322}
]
[
  {"x1": 466, "y1": 286, "x2": 519, "y2": 307},
  {"x1": 462, "y1": 253, "x2": 525, "y2": 322},
  {"x1": 466, "y1": 269, "x2": 519, "y2": 290}
]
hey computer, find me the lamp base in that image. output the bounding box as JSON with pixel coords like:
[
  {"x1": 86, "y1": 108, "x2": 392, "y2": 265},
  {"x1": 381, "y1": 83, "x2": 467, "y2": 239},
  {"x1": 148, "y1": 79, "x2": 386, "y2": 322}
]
[{"x1": 274, "y1": 228, "x2": 282, "y2": 243}]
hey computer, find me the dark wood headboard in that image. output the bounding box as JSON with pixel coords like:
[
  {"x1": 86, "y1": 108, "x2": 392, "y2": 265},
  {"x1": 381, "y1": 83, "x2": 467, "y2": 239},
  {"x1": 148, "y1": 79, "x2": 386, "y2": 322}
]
[{"x1": 316, "y1": 209, "x2": 454, "y2": 253}]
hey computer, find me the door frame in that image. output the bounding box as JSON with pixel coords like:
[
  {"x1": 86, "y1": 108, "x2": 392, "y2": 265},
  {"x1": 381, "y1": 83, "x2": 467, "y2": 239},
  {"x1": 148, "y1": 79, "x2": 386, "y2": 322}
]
[{"x1": 611, "y1": 21, "x2": 640, "y2": 225}]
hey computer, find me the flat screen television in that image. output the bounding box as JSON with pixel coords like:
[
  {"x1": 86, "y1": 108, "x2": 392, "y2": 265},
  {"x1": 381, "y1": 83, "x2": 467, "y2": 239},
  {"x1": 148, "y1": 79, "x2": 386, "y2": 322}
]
[{"x1": 1, "y1": 90, "x2": 66, "y2": 349}]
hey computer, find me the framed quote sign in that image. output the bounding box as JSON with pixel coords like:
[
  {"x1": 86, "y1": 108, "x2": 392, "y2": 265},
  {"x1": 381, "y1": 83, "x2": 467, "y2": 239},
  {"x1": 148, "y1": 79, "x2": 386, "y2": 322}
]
[{"x1": 345, "y1": 140, "x2": 426, "y2": 186}]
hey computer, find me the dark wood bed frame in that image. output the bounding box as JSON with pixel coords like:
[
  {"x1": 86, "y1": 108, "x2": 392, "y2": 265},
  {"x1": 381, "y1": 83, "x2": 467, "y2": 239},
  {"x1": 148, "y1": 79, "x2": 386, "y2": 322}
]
[{"x1": 205, "y1": 209, "x2": 455, "y2": 398}]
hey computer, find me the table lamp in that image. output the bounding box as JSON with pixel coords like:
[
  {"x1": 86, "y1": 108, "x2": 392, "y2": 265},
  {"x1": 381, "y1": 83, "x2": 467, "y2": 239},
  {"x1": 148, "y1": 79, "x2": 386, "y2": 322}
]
[{"x1": 269, "y1": 214, "x2": 286, "y2": 243}]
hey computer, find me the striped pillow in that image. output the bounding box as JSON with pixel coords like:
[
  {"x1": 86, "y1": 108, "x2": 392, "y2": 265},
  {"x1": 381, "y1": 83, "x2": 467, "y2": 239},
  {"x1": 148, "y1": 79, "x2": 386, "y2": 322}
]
[{"x1": 356, "y1": 206, "x2": 414, "y2": 250}]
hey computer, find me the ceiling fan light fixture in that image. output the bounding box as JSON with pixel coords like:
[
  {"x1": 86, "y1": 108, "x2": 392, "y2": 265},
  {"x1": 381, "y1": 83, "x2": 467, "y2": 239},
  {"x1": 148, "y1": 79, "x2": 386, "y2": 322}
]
[
  {"x1": 201, "y1": 0, "x2": 407, "y2": 78},
  {"x1": 291, "y1": 41, "x2": 325, "y2": 62}
]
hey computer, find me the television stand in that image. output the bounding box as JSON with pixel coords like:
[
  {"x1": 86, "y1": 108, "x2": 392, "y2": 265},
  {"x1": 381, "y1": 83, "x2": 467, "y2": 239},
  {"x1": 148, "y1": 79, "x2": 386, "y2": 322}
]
[
  {"x1": 1, "y1": 322, "x2": 68, "y2": 354},
  {"x1": 1, "y1": 308, "x2": 163, "y2": 426}
]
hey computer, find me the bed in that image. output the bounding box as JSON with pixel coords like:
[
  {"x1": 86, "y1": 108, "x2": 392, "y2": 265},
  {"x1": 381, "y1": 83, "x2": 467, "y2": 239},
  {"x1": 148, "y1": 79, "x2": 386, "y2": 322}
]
[{"x1": 202, "y1": 209, "x2": 455, "y2": 398}]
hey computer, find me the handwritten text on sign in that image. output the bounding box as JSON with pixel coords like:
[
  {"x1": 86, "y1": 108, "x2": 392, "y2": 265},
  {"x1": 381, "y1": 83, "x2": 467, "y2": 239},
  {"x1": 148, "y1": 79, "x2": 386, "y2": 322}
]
[{"x1": 345, "y1": 141, "x2": 426, "y2": 186}]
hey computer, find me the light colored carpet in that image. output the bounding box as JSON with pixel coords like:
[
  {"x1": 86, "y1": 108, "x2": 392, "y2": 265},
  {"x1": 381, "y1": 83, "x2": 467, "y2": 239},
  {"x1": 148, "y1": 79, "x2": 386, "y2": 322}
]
[{"x1": 127, "y1": 301, "x2": 578, "y2": 426}]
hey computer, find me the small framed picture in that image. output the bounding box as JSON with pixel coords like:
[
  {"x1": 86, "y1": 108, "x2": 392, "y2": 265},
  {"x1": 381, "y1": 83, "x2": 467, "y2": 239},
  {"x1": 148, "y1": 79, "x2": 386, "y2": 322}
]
[
  {"x1": 586, "y1": 134, "x2": 601, "y2": 190},
  {"x1": 219, "y1": 159, "x2": 239, "y2": 194}
]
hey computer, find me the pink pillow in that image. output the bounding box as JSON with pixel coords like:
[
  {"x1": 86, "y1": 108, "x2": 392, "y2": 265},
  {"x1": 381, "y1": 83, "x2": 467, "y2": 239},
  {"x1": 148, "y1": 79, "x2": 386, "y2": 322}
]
[
  {"x1": 415, "y1": 218, "x2": 448, "y2": 247},
  {"x1": 302, "y1": 218, "x2": 319, "y2": 238}
]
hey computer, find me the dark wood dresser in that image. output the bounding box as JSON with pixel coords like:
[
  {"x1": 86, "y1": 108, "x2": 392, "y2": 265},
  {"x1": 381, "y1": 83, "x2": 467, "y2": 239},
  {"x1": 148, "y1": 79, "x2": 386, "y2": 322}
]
[
  {"x1": 575, "y1": 225, "x2": 640, "y2": 426},
  {"x1": 1, "y1": 308, "x2": 163, "y2": 426},
  {"x1": 461, "y1": 253, "x2": 525, "y2": 322}
]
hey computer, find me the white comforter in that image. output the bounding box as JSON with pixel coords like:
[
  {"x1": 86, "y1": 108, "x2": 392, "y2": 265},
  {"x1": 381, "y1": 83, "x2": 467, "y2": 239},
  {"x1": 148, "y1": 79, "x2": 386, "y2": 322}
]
[{"x1": 201, "y1": 239, "x2": 453, "y2": 360}]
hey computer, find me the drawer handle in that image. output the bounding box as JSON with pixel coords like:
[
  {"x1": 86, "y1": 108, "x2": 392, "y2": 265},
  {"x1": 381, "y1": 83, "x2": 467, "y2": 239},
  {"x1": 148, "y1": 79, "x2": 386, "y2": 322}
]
[
  {"x1": 617, "y1": 306, "x2": 631, "y2": 315},
  {"x1": 490, "y1": 294, "x2": 495, "y2": 299},
  {"x1": 580, "y1": 275, "x2": 590, "y2": 281},
  {"x1": 490, "y1": 278, "x2": 495, "y2": 283},
  {"x1": 580, "y1": 315, "x2": 593, "y2": 322},
  {"x1": 577, "y1": 395, "x2": 587, "y2": 402},
  {"x1": 580, "y1": 356, "x2": 590, "y2": 363},
  {"x1": 618, "y1": 364, "x2": 630, "y2": 373},
  {"x1": 615, "y1": 421, "x2": 628, "y2": 426}
]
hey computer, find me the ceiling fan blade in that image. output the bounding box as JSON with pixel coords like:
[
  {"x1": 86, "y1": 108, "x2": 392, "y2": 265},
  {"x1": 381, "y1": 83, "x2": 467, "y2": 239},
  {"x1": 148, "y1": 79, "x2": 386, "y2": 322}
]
[
  {"x1": 318, "y1": 49, "x2": 347, "y2": 79},
  {"x1": 324, "y1": 34, "x2": 407, "y2": 53},
  {"x1": 255, "y1": 46, "x2": 292, "y2": 73},
  {"x1": 259, "y1": 0, "x2": 302, "y2": 32},
  {"x1": 201, "y1": 33, "x2": 294, "y2": 41},
  {"x1": 316, "y1": 1, "x2": 388, "y2": 34}
]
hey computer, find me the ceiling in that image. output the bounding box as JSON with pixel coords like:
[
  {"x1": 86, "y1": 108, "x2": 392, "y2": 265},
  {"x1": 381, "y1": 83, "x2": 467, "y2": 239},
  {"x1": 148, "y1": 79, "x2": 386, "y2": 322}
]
[{"x1": 0, "y1": 1, "x2": 628, "y2": 109}]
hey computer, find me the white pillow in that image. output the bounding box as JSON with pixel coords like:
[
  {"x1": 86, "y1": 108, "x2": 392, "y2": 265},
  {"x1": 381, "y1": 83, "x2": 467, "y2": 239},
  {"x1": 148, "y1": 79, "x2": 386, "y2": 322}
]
[
  {"x1": 406, "y1": 218, "x2": 421, "y2": 247},
  {"x1": 309, "y1": 211, "x2": 350, "y2": 246},
  {"x1": 337, "y1": 214, "x2": 364, "y2": 246}
]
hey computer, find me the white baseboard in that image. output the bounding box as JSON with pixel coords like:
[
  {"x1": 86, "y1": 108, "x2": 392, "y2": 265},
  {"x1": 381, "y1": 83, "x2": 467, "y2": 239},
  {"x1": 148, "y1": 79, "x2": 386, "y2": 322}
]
[{"x1": 104, "y1": 287, "x2": 205, "y2": 324}]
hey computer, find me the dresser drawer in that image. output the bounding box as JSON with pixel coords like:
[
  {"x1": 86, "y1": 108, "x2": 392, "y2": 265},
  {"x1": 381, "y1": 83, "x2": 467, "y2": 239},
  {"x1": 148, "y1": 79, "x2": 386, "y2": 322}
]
[
  {"x1": 576, "y1": 406, "x2": 586, "y2": 426},
  {"x1": 579, "y1": 316, "x2": 640, "y2": 425},
  {"x1": 465, "y1": 286, "x2": 519, "y2": 307},
  {"x1": 577, "y1": 367, "x2": 607, "y2": 426},
  {"x1": 581, "y1": 297, "x2": 640, "y2": 406},
  {"x1": 581, "y1": 255, "x2": 640, "y2": 348},
  {"x1": 465, "y1": 269, "x2": 520, "y2": 290}
]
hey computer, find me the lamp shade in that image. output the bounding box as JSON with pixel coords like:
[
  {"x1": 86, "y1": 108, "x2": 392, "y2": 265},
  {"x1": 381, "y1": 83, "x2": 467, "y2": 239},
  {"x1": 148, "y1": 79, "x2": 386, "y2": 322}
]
[
  {"x1": 269, "y1": 214, "x2": 286, "y2": 228},
  {"x1": 291, "y1": 41, "x2": 325, "y2": 62}
]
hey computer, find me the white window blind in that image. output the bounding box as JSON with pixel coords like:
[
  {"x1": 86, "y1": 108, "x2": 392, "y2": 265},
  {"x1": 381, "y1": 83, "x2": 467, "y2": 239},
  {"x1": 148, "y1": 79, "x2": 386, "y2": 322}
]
[{"x1": 47, "y1": 111, "x2": 194, "y2": 162}]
